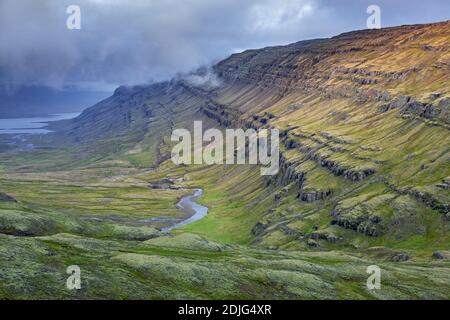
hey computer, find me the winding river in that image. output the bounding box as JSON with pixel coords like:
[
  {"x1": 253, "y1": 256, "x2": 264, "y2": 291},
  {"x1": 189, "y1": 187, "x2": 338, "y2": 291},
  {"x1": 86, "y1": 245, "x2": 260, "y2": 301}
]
[
  {"x1": 161, "y1": 189, "x2": 208, "y2": 232},
  {"x1": 80, "y1": 188, "x2": 209, "y2": 232}
]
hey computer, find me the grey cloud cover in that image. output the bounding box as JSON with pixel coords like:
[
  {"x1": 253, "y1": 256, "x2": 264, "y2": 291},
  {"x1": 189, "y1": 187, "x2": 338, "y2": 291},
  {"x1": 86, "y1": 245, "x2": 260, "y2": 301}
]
[{"x1": 0, "y1": 0, "x2": 449, "y2": 91}]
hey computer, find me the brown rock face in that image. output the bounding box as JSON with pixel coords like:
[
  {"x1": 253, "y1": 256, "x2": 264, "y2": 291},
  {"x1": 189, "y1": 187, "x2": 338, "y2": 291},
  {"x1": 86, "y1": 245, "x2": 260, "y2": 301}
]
[{"x1": 0, "y1": 192, "x2": 16, "y2": 202}]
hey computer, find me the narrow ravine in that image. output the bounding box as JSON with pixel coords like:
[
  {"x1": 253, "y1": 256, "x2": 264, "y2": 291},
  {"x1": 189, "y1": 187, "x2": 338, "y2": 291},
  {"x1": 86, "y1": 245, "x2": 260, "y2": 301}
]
[{"x1": 161, "y1": 188, "x2": 208, "y2": 232}]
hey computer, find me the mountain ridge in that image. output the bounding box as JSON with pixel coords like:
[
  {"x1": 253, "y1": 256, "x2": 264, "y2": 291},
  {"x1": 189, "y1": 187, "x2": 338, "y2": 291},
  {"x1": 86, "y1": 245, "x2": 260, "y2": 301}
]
[{"x1": 58, "y1": 20, "x2": 450, "y2": 141}]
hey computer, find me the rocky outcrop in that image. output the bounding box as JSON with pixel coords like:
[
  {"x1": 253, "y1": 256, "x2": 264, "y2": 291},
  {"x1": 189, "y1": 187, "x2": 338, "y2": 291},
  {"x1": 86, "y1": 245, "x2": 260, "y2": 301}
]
[
  {"x1": 436, "y1": 178, "x2": 450, "y2": 190},
  {"x1": 331, "y1": 207, "x2": 383, "y2": 237},
  {"x1": 279, "y1": 225, "x2": 304, "y2": 240},
  {"x1": 378, "y1": 95, "x2": 413, "y2": 113},
  {"x1": 401, "y1": 100, "x2": 443, "y2": 120},
  {"x1": 432, "y1": 251, "x2": 450, "y2": 260},
  {"x1": 251, "y1": 222, "x2": 269, "y2": 237},
  {"x1": 298, "y1": 189, "x2": 331, "y2": 203},
  {"x1": 274, "y1": 155, "x2": 306, "y2": 188},
  {"x1": 305, "y1": 232, "x2": 340, "y2": 244},
  {"x1": 306, "y1": 239, "x2": 320, "y2": 248},
  {"x1": 385, "y1": 182, "x2": 449, "y2": 217},
  {"x1": 390, "y1": 253, "x2": 411, "y2": 262},
  {"x1": 0, "y1": 192, "x2": 16, "y2": 202},
  {"x1": 408, "y1": 189, "x2": 449, "y2": 217},
  {"x1": 251, "y1": 112, "x2": 275, "y2": 126},
  {"x1": 379, "y1": 95, "x2": 449, "y2": 124},
  {"x1": 148, "y1": 178, "x2": 182, "y2": 190},
  {"x1": 296, "y1": 142, "x2": 376, "y2": 182},
  {"x1": 280, "y1": 129, "x2": 377, "y2": 182},
  {"x1": 200, "y1": 102, "x2": 242, "y2": 127}
]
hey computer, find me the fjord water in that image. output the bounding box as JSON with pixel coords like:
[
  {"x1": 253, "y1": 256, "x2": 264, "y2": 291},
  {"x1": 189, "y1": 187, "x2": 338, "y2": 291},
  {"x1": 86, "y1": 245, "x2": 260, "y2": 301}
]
[{"x1": 0, "y1": 113, "x2": 80, "y2": 134}]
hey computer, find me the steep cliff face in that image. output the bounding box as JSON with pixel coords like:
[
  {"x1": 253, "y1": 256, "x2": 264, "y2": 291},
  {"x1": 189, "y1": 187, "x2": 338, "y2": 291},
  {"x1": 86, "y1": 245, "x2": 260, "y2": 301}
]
[
  {"x1": 57, "y1": 21, "x2": 450, "y2": 249},
  {"x1": 215, "y1": 21, "x2": 450, "y2": 122}
]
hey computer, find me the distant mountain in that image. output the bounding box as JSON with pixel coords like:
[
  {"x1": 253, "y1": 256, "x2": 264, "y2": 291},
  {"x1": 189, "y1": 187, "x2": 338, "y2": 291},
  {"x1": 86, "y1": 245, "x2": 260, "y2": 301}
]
[{"x1": 0, "y1": 85, "x2": 111, "y2": 118}]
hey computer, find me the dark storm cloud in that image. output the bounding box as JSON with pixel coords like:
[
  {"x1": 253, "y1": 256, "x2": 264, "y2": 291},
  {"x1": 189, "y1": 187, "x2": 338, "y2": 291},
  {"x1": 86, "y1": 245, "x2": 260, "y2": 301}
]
[{"x1": 0, "y1": 0, "x2": 449, "y2": 91}]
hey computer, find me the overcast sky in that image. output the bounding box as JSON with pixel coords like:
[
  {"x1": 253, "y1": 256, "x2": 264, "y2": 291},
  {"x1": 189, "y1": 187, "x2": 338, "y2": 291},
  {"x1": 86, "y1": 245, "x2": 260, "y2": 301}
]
[{"x1": 0, "y1": 0, "x2": 449, "y2": 93}]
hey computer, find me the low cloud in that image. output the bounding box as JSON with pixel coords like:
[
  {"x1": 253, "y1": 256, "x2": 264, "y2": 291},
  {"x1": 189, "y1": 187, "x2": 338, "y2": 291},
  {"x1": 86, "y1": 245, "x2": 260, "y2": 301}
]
[{"x1": 182, "y1": 68, "x2": 221, "y2": 89}]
